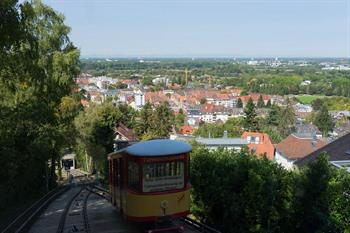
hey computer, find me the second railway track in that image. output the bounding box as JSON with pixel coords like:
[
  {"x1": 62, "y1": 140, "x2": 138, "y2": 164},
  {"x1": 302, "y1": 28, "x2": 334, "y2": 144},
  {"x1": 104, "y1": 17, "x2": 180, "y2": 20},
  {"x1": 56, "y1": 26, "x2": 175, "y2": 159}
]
[{"x1": 56, "y1": 187, "x2": 92, "y2": 233}]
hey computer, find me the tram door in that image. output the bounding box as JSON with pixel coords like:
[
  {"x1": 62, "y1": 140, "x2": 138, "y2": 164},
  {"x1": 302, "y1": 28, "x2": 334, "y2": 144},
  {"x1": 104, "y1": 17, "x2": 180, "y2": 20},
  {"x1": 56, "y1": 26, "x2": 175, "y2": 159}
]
[
  {"x1": 112, "y1": 158, "x2": 123, "y2": 211},
  {"x1": 112, "y1": 159, "x2": 118, "y2": 206},
  {"x1": 117, "y1": 158, "x2": 123, "y2": 212}
]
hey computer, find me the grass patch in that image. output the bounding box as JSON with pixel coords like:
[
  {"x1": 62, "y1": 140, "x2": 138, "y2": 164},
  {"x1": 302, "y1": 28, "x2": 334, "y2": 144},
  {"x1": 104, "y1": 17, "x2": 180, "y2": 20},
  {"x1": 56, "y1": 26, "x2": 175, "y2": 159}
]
[{"x1": 296, "y1": 95, "x2": 324, "y2": 104}]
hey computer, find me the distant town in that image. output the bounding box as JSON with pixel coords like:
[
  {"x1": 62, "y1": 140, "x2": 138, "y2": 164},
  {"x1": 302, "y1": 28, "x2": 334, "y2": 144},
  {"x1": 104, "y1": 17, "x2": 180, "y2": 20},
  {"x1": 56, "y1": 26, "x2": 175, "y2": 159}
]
[{"x1": 76, "y1": 57, "x2": 350, "y2": 172}]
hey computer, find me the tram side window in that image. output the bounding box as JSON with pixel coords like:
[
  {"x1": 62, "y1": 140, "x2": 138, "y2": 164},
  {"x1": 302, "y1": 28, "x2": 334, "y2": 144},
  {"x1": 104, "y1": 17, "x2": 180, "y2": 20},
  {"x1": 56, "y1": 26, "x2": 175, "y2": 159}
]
[{"x1": 128, "y1": 161, "x2": 140, "y2": 190}]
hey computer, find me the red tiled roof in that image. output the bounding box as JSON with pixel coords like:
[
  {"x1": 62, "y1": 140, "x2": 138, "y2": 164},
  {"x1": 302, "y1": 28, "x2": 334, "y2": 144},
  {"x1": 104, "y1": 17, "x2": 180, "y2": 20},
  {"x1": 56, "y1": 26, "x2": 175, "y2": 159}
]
[
  {"x1": 296, "y1": 132, "x2": 350, "y2": 166},
  {"x1": 242, "y1": 132, "x2": 275, "y2": 160},
  {"x1": 76, "y1": 78, "x2": 89, "y2": 85},
  {"x1": 276, "y1": 134, "x2": 326, "y2": 159},
  {"x1": 240, "y1": 94, "x2": 270, "y2": 102},
  {"x1": 201, "y1": 103, "x2": 215, "y2": 113},
  {"x1": 180, "y1": 125, "x2": 194, "y2": 135},
  {"x1": 200, "y1": 104, "x2": 226, "y2": 113}
]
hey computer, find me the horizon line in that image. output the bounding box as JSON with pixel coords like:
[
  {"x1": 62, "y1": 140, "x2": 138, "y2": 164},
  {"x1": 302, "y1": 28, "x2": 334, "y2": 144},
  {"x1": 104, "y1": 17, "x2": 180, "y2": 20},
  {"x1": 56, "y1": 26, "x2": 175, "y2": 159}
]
[{"x1": 80, "y1": 55, "x2": 350, "y2": 60}]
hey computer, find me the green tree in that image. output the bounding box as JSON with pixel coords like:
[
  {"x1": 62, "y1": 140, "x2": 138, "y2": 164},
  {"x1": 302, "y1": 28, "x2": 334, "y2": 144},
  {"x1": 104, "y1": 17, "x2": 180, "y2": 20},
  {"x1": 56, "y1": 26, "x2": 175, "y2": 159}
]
[
  {"x1": 311, "y1": 98, "x2": 324, "y2": 111},
  {"x1": 243, "y1": 98, "x2": 259, "y2": 131},
  {"x1": 75, "y1": 102, "x2": 123, "y2": 178},
  {"x1": 267, "y1": 105, "x2": 281, "y2": 126},
  {"x1": 329, "y1": 169, "x2": 350, "y2": 232},
  {"x1": 135, "y1": 102, "x2": 154, "y2": 137},
  {"x1": 294, "y1": 153, "x2": 336, "y2": 232},
  {"x1": 257, "y1": 94, "x2": 265, "y2": 108},
  {"x1": 278, "y1": 99, "x2": 295, "y2": 138},
  {"x1": 152, "y1": 101, "x2": 174, "y2": 138},
  {"x1": 117, "y1": 103, "x2": 137, "y2": 129},
  {"x1": 175, "y1": 108, "x2": 186, "y2": 129},
  {"x1": 0, "y1": 0, "x2": 80, "y2": 208},
  {"x1": 314, "y1": 104, "x2": 334, "y2": 136},
  {"x1": 236, "y1": 98, "x2": 243, "y2": 108},
  {"x1": 191, "y1": 147, "x2": 294, "y2": 233},
  {"x1": 265, "y1": 99, "x2": 272, "y2": 108}
]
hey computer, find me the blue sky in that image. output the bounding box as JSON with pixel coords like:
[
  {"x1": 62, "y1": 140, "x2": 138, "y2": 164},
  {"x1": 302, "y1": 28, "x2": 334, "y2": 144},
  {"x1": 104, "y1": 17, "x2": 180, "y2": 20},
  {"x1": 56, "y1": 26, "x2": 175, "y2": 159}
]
[{"x1": 42, "y1": 0, "x2": 350, "y2": 58}]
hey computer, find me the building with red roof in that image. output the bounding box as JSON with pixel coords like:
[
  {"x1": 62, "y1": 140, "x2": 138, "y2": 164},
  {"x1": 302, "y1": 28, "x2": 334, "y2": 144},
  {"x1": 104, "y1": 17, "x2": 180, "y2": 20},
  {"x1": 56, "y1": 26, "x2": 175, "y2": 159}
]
[
  {"x1": 179, "y1": 125, "x2": 194, "y2": 135},
  {"x1": 241, "y1": 132, "x2": 275, "y2": 160},
  {"x1": 240, "y1": 93, "x2": 271, "y2": 106},
  {"x1": 275, "y1": 133, "x2": 326, "y2": 170}
]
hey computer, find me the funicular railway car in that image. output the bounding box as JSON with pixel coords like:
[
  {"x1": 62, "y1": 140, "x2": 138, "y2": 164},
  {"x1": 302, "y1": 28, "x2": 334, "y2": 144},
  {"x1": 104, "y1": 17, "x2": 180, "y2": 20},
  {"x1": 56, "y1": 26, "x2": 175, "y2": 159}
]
[{"x1": 108, "y1": 139, "x2": 192, "y2": 232}]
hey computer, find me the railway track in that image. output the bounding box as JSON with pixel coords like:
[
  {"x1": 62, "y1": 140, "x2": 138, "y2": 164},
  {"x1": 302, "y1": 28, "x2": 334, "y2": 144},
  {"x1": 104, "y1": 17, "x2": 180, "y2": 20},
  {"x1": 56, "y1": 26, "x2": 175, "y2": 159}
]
[
  {"x1": 1, "y1": 169, "x2": 92, "y2": 233},
  {"x1": 89, "y1": 185, "x2": 222, "y2": 233},
  {"x1": 87, "y1": 184, "x2": 110, "y2": 200},
  {"x1": 56, "y1": 187, "x2": 91, "y2": 233},
  {"x1": 181, "y1": 217, "x2": 221, "y2": 233},
  {"x1": 1, "y1": 186, "x2": 69, "y2": 233}
]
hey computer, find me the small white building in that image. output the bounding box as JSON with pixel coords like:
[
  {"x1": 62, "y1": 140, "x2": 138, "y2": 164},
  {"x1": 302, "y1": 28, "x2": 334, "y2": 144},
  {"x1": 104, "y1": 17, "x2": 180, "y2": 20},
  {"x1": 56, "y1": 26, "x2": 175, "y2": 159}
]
[
  {"x1": 196, "y1": 133, "x2": 248, "y2": 151},
  {"x1": 134, "y1": 90, "x2": 145, "y2": 110}
]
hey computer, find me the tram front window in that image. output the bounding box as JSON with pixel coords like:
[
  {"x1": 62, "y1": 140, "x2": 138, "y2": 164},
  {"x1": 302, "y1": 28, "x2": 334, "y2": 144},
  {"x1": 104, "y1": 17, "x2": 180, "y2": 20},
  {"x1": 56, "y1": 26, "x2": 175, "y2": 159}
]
[{"x1": 142, "y1": 161, "x2": 184, "y2": 193}]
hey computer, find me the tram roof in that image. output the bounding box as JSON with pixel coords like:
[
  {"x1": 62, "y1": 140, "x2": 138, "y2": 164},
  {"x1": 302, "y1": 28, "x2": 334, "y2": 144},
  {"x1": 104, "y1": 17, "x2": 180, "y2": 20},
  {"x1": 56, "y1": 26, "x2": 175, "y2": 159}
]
[{"x1": 125, "y1": 139, "x2": 192, "y2": 157}]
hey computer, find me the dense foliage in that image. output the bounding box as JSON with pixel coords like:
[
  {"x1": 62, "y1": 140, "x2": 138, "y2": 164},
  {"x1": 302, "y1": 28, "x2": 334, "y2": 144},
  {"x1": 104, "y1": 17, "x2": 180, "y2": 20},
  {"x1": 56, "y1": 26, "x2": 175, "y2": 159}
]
[
  {"x1": 243, "y1": 98, "x2": 259, "y2": 131},
  {"x1": 135, "y1": 102, "x2": 175, "y2": 139},
  {"x1": 0, "y1": 0, "x2": 80, "y2": 210},
  {"x1": 74, "y1": 101, "x2": 175, "y2": 180},
  {"x1": 191, "y1": 148, "x2": 350, "y2": 233},
  {"x1": 314, "y1": 104, "x2": 334, "y2": 136},
  {"x1": 194, "y1": 118, "x2": 244, "y2": 138}
]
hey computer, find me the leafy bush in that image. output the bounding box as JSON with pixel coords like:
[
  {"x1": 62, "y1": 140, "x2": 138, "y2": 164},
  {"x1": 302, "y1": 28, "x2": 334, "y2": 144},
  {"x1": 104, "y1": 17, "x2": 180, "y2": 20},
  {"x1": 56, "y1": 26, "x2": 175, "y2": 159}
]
[{"x1": 190, "y1": 148, "x2": 350, "y2": 233}]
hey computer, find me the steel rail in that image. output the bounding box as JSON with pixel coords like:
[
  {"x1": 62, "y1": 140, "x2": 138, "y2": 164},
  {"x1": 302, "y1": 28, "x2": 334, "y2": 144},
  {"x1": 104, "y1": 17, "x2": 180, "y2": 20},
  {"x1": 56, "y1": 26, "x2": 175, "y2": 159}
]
[
  {"x1": 56, "y1": 187, "x2": 83, "y2": 233},
  {"x1": 182, "y1": 217, "x2": 222, "y2": 233},
  {"x1": 82, "y1": 191, "x2": 91, "y2": 233},
  {"x1": 87, "y1": 185, "x2": 109, "y2": 200},
  {"x1": 88, "y1": 187, "x2": 221, "y2": 233},
  {"x1": 1, "y1": 186, "x2": 69, "y2": 233},
  {"x1": 56, "y1": 187, "x2": 92, "y2": 233}
]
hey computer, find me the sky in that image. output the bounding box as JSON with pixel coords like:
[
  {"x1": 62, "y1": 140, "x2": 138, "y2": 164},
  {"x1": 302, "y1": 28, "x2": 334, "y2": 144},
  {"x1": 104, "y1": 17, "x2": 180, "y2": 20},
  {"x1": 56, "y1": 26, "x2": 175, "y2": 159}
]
[{"x1": 42, "y1": 0, "x2": 350, "y2": 58}]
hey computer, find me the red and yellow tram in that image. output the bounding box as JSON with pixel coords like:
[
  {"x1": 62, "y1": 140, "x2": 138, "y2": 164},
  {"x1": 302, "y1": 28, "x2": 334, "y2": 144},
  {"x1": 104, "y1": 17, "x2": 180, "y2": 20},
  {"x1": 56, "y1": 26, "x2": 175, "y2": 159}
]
[{"x1": 108, "y1": 139, "x2": 192, "y2": 222}]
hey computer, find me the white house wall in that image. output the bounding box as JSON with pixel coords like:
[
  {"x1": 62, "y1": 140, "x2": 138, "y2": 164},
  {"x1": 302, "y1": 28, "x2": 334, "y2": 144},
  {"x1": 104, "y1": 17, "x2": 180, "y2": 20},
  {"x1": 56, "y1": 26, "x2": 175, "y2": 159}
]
[{"x1": 275, "y1": 151, "x2": 295, "y2": 170}]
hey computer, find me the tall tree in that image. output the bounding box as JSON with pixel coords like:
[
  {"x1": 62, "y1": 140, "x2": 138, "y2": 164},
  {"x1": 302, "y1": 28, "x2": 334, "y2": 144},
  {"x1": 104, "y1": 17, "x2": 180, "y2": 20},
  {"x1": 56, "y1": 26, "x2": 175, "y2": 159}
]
[
  {"x1": 311, "y1": 98, "x2": 324, "y2": 111},
  {"x1": 0, "y1": 0, "x2": 80, "y2": 207},
  {"x1": 265, "y1": 99, "x2": 272, "y2": 108},
  {"x1": 257, "y1": 94, "x2": 265, "y2": 108},
  {"x1": 294, "y1": 153, "x2": 335, "y2": 232},
  {"x1": 175, "y1": 108, "x2": 186, "y2": 129},
  {"x1": 136, "y1": 102, "x2": 154, "y2": 137},
  {"x1": 152, "y1": 101, "x2": 174, "y2": 138},
  {"x1": 243, "y1": 98, "x2": 259, "y2": 131},
  {"x1": 278, "y1": 99, "x2": 295, "y2": 138},
  {"x1": 314, "y1": 104, "x2": 333, "y2": 136},
  {"x1": 267, "y1": 105, "x2": 281, "y2": 126},
  {"x1": 75, "y1": 102, "x2": 122, "y2": 177}
]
